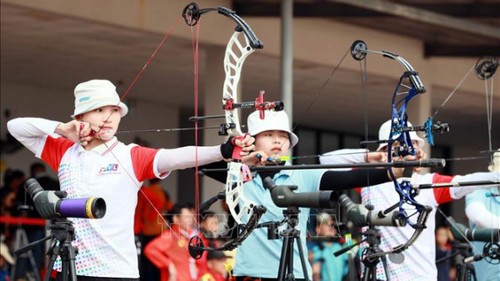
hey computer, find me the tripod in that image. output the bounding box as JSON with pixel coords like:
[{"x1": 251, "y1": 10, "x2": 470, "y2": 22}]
[
  {"x1": 274, "y1": 206, "x2": 310, "y2": 281},
  {"x1": 17, "y1": 218, "x2": 79, "y2": 281},
  {"x1": 334, "y1": 224, "x2": 390, "y2": 281},
  {"x1": 436, "y1": 242, "x2": 479, "y2": 281},
  {"x1": 361, "y1": 226, "x2": 391, "y2": 281},
  {"x1": 45, "y1": 218, "x2": 78, "y2": 281}
]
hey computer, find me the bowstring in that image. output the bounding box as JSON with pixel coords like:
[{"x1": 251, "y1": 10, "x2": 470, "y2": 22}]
[
  {"x1": 484, "y1": 64, "x2": 497, "y2": 263},
  {"x1": 431, "y1": 64, "x2": 475, "y2": 119},
  {"x1": 293, "y1": 47, "x2": 351, "y2": 134},
  {"x1": 359, "y1": 52, "x2": 371, "y2": 208},
  {"x1": 191, "y1": 18, "x2": 201, "y2": 230},
  {"x1": 265, "y1": 48, "x2": 352, "y2": 164},
  {"x1": 485, "y1": 75, "x2": 494, "y2": 159}
]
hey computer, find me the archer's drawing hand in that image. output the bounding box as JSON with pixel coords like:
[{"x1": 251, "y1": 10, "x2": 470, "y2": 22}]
[{"x1": 55, "y1": 120, "x2": 94, "y2": 146}]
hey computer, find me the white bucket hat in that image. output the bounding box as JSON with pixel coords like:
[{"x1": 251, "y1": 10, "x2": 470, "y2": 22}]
[
  {"x1": 71, "y1": 79, "x2": 128, "y2": 118},
  {"x1": 377, "y1": 119, "x2": 425, "y2": 151},
  {"x1": 0, "y1": 242, "x2": 15, "y2": 264},
  {"x1": 247, "y1": 110, "x2": 299, "y2": 148}
]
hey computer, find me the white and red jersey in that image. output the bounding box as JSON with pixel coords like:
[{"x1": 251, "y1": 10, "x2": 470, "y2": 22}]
[
  {"x1": 8, "y1": 118, "x2": 167, "y2": 278},
  {"x1": 320, "y1": 149, "x2": 499, "y2": 281}
]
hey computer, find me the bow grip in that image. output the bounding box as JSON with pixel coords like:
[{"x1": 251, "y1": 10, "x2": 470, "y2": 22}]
[{"x1": 231, "y1": 135, "x2": 245, "y2": 160}]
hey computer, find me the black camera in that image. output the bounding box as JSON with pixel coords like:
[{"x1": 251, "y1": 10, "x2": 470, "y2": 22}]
[
  {"x1": 263, "y1": 177, "x2": 334, "y2": 209},
  {"x1": 24, "y1": 178, "x2": 106, "y2": 219}
]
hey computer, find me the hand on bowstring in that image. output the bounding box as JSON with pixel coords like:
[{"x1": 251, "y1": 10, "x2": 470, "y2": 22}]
[{"x1": 55, "y1": 120, "x2": 95, "y2": 147}]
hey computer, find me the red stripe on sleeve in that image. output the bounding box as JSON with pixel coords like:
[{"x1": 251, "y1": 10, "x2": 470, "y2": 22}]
[
  {"x1": 131, "y1": 146, "x2": 158, "y2": 182},
  {"x1": 432, "y1": 173, "x2": 455, "y2": 204},
  {"x1": 40, "y1": 136, "x2": 74, "y2": 173}
]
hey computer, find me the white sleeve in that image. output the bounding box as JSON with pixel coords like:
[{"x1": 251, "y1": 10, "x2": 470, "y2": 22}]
[
  {"x1": 156, "y1": 145, "x2": 224, "y2": 173},
  {"x1": 465, "y1": 201, "x2": 500, "y2": 228},
  {"x1": 7, "y1": 118, "x2": 62, "y2": 156},
  {"x1": 319, "y1": 149, "x2": 367, "y2": 170},
  {"x1": 449, "y1": 172, "x2": 500, "y2": 199}
]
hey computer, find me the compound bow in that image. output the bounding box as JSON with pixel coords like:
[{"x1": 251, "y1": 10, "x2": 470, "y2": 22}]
[
  {"x1": 351, "y1": 40, "x2": 436, "y2": 258},
  {"x1": 182, "y1": 2, "x2": 283, "y2": 258}
]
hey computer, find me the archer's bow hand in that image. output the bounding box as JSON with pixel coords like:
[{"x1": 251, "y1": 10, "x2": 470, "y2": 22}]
[
  {"x1": 390, "y1": 154, "x2": 419, "y2": 178},
  {"x1": 234, "y1": 134, "x2": 255, "y2": 154},
  {"x1": 221, "y1": 135, "x2": 255, "y2": 160},
  {"x1": 366, "y1": 151, "x2": 387, "y2": 163}
]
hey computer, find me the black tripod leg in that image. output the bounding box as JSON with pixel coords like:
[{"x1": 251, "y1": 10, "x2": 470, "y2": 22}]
[
  {"x1": 62, "y1": 258, "x2": 69, "y2": 281},
  {"x1": 295, "y1": 236, "x2": 310, "y2": 281},
  {"x1": 470, "y1": 265, "x2": 478, "y2": 281},
  {"x1": 287, "y1": 236, "x2": 294, "y2": 280},
  {"x1": 457, "y1": 264, "x2": 466, "y2": 281},
  {"x1": 362, "y1": 264, "x2": 369, "y2": 281},
  {"x1": 67, "y1": 244, "x2": 78, "y2": 281},
  {"x1": 381, "y1": 255, "x2": 391, "y2": 281},
  {"x1": 45, "y1": 243, "x2": 59, "y2": 281},
  {"x1": 278, "y1": 236, "x2": 290, "y2": 281},
  {"x1": 362, "y1": 260, "x2": 377, "y2": 281}
]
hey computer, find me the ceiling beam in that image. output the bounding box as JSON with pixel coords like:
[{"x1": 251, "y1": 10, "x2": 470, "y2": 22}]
[
  {"x1": 424, "y1": 43, "x2": 500, "y2": 57},
  {"x1": 411, "y1": 3, "x2": 500, "y2": 17},
  {"x1": 328, "y1": 0, "x2": 500, "y2": 40},
  {"x1": 233, "y1": 2, "x2": 384, "y2": 17},
  {"x1": 233, "y1": 2, "x2": 500, "y2": 18}
]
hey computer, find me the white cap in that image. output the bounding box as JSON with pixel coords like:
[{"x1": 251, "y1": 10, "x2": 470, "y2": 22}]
[
  {"x1": 0, "y1": 242, "x2": 15, "y2": 264},
  {"x1": 377, "y1": 119, "x2": 425, "y2": 151},
  {"x1": 72, "y1": 79, "x2": 128, "y2": 118},
  {"x1": 247, "y1": 110, "x2": 298, "y2": 148}
]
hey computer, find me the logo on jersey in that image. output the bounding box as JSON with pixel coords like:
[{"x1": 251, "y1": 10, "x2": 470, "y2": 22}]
[{"x1": 98, "y1": 163, "x2": 119, "y2": 175}]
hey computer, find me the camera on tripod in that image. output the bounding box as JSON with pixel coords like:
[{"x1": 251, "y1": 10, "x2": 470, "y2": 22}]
[
  {"x1": 336, "y1": 194, "x2": 406, "y2": 228},
  {"x1": 24, "y1": 178, "x2": 106, "y2": 219},
  {"x1": 15, "y1": 178, "x2": 108, "y2": 281}
]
